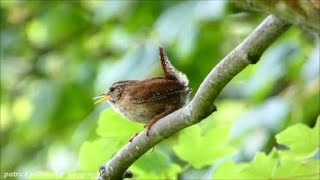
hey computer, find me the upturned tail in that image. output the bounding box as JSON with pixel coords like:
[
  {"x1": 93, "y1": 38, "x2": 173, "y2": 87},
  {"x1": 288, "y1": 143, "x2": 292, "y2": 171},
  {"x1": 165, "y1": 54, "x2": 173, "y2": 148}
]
[{"x1": 159, "y1": 47, "x2": 189, "y2": 86}]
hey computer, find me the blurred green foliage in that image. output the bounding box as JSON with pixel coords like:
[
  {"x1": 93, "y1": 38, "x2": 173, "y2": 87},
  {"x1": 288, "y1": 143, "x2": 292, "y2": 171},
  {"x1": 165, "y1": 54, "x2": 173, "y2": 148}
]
[
  {"x1": 214, "y1": 119, "x2": 320, "y2": 179},
  {"x1": 0, "y1": 0, "x2": 319, "y2": 179},
  {"x1": 173, "y1": 123, "x2": 235, "y2": 169}
]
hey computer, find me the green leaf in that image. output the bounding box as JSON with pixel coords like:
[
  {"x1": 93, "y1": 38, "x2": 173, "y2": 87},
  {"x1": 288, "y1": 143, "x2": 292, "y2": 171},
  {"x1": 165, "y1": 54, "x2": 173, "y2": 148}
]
[
  {"x1": 79, "y1": 108, "x2": 143, "y2": 173},
  {"x1": 273, "y1": 158, "x2": 320, "y2": 180},
  {"x1": 276, "y1": 118, "x2": 320, "y2": 158},
  {"x1": 130, "y1": 150, "x2": 181, "y2": 179},
  {"x1": 200, "y1": 100, "x2": 248, "y2": 133},
  {"x1": 213, "y1": 120, "x2": 320, "y2": 179},
  {"x1": 173, "y1": 124, "x2": 235, "y2": 168},
  {"x1": 214, "y1": 153, "x2": 320, "y2": 179},
  {"x1": 213, "y1": 161, "x2": 244, "y2": 179},
  {"x1": 79, "y1": 138, "x2": 121, "y2": 172},
  {"x1": 238, "y1": 153, "x2": 277, "y2": 179},
  {"x1": 96, "y1": 108, "x2": 142, "y2": 143}
]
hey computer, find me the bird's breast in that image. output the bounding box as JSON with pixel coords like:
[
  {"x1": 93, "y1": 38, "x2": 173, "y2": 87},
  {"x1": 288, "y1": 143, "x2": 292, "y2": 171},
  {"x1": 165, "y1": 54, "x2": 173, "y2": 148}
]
[{"x1": 109, "y1": 91, "x2": 189, "y2": 124}]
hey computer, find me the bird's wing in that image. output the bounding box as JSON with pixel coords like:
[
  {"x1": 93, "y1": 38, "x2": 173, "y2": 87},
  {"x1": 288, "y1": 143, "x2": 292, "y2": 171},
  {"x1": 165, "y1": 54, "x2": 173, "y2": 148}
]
[{"x1": 128, "y1": 77, "x2": 189, "y2": 103}]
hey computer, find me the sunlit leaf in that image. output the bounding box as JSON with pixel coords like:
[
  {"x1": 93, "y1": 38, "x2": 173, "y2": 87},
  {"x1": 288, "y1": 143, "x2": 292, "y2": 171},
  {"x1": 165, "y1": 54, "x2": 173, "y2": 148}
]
[
  {"x1": 213, "y1": 161, "x2": 244, "y2": 179},
  {"x1": 96, "y1": 108, "x2": 142, "y2": 143},
  {"x1": 200, "y1": 100, "x2": 248, "y2": 134},
  {"x1": 131, "y1": 150, "x2": 181, "y2": 179},
  {"x1": 173, "y1": 124, "x2": 235, "y2": 168},
  {"x1": 213, "y1": 120, "x2": 320, "y2": 179},
  {"x1": 276, "y1": 118, "x2": 320, "y2": 158},
  {"x1": 79, "y1": 138, "x2": 121, "y2": 172},
  {"x1": 238, "y1": 153, "x2": 277, "y2": 179},
  {"x1": 273, "y1": 158, "x2": 319, "y2": 180}
]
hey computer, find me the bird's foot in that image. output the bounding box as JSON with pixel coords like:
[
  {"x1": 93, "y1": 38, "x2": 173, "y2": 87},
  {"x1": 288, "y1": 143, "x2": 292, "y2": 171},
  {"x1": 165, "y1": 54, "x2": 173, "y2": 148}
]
[{"x1": 128, "y1": 133, "x2": 139, "y2": 142}]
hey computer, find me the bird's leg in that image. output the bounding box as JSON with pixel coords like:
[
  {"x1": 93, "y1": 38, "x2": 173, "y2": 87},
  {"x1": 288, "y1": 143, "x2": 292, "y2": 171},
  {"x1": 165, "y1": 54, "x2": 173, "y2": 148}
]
[
  {"x1": 128, "y1": 133, "x2": 139, "y2": 142},
  {"x1": 145, "y1": 106, "x2": 175, "y2": 136}
]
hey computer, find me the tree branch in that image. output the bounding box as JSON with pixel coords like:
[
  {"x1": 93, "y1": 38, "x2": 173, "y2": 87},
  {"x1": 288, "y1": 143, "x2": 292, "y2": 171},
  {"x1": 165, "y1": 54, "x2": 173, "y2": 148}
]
[
  {"x1": 97, "y1": 15, "x2": 291, "y2": 180},
  {"x1": 232, "y1": 0, "x2": 320, "y2": 34}
]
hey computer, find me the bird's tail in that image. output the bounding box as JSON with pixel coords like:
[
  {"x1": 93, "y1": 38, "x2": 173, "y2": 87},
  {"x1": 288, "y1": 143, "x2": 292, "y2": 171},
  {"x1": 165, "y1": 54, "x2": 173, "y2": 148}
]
[{"x1": 159, "y1": 47, "x2": 189, "y2": 86}]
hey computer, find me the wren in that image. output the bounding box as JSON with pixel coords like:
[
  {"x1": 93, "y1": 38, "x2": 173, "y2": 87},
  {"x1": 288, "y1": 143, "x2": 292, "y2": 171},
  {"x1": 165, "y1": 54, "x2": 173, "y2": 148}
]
[{"x1": 94, "y1": 47, "x2": 190, "y2": 137}]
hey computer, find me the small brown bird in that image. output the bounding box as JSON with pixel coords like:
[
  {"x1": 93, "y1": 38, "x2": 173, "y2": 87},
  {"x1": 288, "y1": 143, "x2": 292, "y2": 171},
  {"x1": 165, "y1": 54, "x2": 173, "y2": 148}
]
[{"x1": 94, "y1": 47, "x2": 190, "y2": 137}]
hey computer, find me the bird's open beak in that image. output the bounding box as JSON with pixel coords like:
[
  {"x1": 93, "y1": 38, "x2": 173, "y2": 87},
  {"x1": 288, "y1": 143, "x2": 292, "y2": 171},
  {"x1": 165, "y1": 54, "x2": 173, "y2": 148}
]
[{"x1": 93, "y1": 93, "x2": 111, "y2": 104}]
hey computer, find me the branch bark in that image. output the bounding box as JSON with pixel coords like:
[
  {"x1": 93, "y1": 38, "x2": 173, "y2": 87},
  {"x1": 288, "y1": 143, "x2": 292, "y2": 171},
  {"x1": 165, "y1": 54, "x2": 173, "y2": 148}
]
[
  {"x1": 232, "y1": 0, "x2": 320, "y2": 34},
  {"x1": 97, "y1": 15, "x2": 291, "y2": 180}
]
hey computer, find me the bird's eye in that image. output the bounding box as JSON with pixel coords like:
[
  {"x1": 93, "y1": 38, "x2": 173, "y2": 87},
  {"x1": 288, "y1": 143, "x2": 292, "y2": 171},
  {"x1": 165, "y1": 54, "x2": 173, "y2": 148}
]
[{"x1": 110, "y1": 87, "x2": 115, "y2": 92}]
